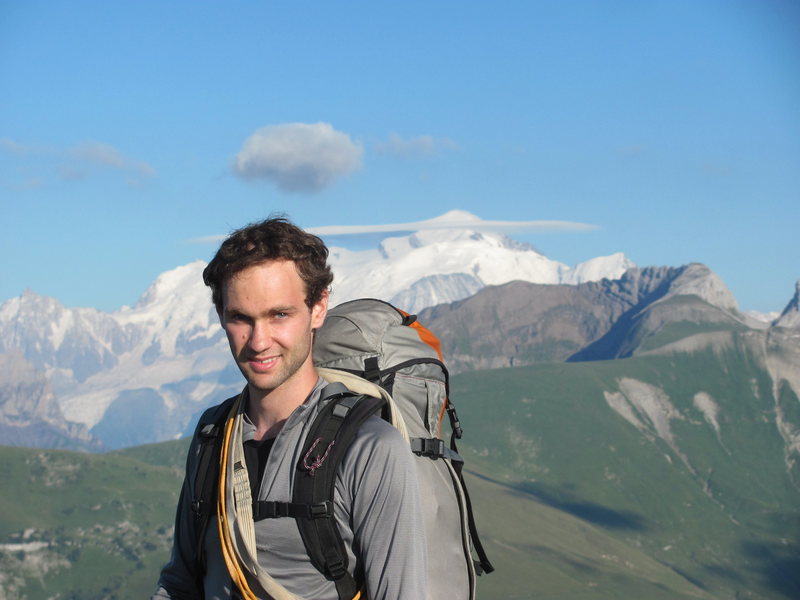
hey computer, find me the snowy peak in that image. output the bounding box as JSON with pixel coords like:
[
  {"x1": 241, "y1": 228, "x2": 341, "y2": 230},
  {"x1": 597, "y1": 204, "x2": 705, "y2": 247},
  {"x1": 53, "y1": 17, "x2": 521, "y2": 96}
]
[
  {"x1": 378, "y1": 228, "x2": 534, "y2": 257},
  {"x1": 565, "y1": 252, "x2": 636, "y2": 284},
  {"x1": 775, "y1": 280, "x2": 800, "y2": 329},
  {"x1": 329, "y1": 228, "x2": 634, "y2": 312},
  {"x1": 425, "y1": 209, "x2": 483, "y2": 225},
  {"x1": 0, "y1": 289, "x2": 133, "y2": 382},
  {"x1": 0, "y1": 261, "x2": 221, "y2": 387},
  {"x1": 132, "y1": 260, "x2": 208, "y2": 311},
  {"x1": 118, "y1": 260, "x2": 218, "y2": 357}
]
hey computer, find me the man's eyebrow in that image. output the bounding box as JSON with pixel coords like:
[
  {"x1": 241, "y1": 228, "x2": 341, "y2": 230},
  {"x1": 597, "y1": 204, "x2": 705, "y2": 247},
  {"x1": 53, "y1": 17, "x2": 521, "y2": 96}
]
[
  {"x1": 269, "y1": 305, "x2": 297, "y2": 314},
  {"x1": 222, "y1": 304, "x2": 299, "y2": 317}
]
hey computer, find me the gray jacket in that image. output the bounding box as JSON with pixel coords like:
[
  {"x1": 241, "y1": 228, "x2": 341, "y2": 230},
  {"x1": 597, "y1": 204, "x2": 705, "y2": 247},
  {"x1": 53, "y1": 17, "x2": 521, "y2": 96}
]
[{"x1": 153, "y1": 379, "x2": 427, "y2": 599}]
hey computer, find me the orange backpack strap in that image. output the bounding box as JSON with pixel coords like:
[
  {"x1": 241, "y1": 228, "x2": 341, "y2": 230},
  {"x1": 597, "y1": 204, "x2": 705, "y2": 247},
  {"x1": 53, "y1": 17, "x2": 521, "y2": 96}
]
[{"x1": 398, "y1": 308, "x2": 445, "y2": 361}]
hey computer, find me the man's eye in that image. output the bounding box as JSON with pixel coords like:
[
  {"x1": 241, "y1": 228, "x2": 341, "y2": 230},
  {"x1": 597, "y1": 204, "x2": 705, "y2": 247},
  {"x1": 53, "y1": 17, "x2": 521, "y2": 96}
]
[{"x1": 274, "y1": 312, "x2": 289, "y2": 319}]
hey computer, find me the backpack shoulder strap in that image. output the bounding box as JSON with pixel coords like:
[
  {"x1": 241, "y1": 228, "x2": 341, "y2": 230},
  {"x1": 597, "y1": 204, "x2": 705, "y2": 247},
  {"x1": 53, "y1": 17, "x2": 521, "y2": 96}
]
[
  {"x1": 191, "y1": 395, "x2": 237, "y2": 577},
  {"x1": 293, "y1": 384, "x2": 386, "y2": 600}
]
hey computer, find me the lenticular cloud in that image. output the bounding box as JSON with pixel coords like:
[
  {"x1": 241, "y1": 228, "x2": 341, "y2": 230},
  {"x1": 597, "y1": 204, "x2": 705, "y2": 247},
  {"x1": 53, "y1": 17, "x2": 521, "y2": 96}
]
[{"x1": 233, "y1": 122, "x2": 363, "y2": 193}]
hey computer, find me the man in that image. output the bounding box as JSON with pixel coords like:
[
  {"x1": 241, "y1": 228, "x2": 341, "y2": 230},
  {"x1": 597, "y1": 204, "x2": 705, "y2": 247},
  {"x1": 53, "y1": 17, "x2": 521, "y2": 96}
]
[{"x1": 153, "y1": 217, "x2": 426, "y2": 599}]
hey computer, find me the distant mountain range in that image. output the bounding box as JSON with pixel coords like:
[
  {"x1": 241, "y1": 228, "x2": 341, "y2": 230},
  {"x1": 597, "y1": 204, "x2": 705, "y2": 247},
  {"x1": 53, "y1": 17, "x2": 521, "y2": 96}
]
[{"x1": 0, "y1": 221, "x2": 797, "y2": 451}]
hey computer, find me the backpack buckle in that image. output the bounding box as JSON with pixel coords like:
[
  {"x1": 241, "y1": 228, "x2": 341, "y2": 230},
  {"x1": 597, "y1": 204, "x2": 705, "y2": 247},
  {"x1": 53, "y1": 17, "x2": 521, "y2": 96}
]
[
  {"x1": 411, "y1": 437, "x2": 446, "y2": 460},
  {"x1": 310, "y1": 501, "x2": 334, "y2": 519},
  {"x1": 326, "y1": 558, "x2": 348, "y2": 579}
]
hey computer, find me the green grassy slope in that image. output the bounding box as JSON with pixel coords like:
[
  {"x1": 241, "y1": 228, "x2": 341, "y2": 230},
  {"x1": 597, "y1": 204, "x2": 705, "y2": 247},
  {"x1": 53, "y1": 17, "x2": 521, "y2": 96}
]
[
  {"x1": 0, "y1": 445, "x2": 184, "y2": 599},
  {"x1": 454, "y1": 334, "x2": 800, "y2": 599},
  {"x1": 112, "y1": 437, "x2": 191, "y2": 470},
  {"x1": 467, "y1": 471, "x2": 713, "y2": 600},
  {"x1": 0, "y1": 440, "x2": 716, "y2": 600}
]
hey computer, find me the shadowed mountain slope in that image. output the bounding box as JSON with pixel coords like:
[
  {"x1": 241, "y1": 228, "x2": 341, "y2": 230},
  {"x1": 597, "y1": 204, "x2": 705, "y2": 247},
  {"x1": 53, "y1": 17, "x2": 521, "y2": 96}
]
[{"x1": 419, "y1": 264, "x2": 767, "y2": 372}]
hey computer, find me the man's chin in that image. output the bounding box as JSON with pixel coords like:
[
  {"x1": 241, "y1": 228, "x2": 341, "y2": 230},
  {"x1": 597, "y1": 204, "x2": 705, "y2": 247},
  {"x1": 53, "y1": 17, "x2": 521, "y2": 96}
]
[{"x1": 244, "y1": 373, "x2": 282, "y2": 394}]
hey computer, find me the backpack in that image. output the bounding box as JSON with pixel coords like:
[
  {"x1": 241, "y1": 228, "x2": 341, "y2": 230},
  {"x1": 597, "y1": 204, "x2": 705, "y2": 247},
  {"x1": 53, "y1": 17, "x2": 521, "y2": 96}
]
[
  {"x1": 312, "y1": 298, "x2": 493, "y2": 599},
  {"x1": 190, "y1": 298, "x2": 493, "y2": 599}
]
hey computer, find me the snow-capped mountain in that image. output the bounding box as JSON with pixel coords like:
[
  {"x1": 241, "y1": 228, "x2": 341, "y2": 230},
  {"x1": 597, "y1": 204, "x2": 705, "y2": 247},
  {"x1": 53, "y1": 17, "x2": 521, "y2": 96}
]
[
  {"x1": 0, "y1": 261, "x2": 233, "y2": 448},
  {"x1": 0, "y1": 221, "x2": 636, "y2": 450},
  {"x1": 329, "y1": 227, "x2": 634, "y2": 312}
]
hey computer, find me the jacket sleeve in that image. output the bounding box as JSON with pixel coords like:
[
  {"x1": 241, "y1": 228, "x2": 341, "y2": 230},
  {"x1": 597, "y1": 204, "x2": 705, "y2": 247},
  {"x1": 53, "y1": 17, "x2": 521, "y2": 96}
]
[
  {"x1": 151, "y1": 444, "x2": 204, "y2": 599},
  {"x1": 343, "y1": 418, "x2": 428, "y2": 600}
]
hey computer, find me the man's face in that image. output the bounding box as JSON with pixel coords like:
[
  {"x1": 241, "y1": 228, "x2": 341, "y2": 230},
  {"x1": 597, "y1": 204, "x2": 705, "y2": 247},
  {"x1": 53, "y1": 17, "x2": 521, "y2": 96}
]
[{"x1": 219, "y1": 260, "x2": 327, "y2": 401}]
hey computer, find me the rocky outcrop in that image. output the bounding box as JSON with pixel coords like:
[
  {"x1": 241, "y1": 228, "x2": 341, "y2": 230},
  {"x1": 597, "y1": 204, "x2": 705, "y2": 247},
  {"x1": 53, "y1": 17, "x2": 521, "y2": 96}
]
[
  {"x1": 658, "y1": 263, "x2": 739, "y2": 311},
  {"x1": 774, "y1": 281, "x2": 800, "y2": 329},
  {"x1": 0, "y1": 351, "x2": 102, "y2": 451}
]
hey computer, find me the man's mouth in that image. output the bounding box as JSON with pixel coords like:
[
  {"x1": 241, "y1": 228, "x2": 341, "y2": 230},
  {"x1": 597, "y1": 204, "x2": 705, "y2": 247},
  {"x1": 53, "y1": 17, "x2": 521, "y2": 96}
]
[{"x1": 248, "y1": 356, "x2": 279, "y2": 372}]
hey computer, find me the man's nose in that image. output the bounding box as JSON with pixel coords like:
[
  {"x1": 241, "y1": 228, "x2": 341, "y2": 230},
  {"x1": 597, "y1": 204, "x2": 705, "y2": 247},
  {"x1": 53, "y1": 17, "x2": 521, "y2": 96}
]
[{"x1": 248, "y1": 320, "x2": 272, "y2": 352}]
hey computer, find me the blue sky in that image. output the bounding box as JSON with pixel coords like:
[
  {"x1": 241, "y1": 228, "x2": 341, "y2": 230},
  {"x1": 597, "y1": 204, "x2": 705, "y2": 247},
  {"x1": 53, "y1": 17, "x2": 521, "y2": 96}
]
[{"x1": 1, "y1": 0, "x2": 798, "y2": 314}]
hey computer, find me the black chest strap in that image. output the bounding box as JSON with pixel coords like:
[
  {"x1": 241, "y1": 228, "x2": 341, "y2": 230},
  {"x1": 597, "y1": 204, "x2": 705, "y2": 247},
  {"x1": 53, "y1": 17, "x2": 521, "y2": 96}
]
[{"x1": 251, "y1": 499, "x2": 334, "y2": 521}]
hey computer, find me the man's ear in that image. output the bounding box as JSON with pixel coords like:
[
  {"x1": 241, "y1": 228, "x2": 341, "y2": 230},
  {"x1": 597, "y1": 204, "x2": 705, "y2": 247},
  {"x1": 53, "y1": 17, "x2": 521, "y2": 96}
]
[{"x1": 310, "y1": 290, "x2": 329, "y2": 329}]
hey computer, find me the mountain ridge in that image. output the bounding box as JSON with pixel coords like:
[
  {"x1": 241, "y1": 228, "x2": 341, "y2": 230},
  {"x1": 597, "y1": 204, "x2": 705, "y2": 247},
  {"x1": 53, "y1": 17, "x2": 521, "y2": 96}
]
[{"x1": 775, "y1": 280, "x2": 800, "y2": 328}]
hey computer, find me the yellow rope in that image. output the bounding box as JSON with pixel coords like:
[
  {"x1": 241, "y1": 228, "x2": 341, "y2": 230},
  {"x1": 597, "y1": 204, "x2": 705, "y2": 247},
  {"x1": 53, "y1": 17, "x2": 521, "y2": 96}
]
[{"x1": 217, "y1": 398, "x2": 260, "y2": 600}]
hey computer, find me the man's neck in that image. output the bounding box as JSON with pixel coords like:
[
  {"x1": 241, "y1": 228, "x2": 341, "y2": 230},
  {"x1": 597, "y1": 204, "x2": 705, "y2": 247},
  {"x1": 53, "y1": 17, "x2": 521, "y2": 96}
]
[{"x1": 246, "y1": 370, "x2": 319, "y2": 440}]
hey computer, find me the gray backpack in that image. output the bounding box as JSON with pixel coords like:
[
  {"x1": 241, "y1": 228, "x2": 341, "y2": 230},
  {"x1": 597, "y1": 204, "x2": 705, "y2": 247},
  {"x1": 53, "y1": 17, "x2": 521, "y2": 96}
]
[{"x1": 313, "y1": 298, "x2": 494, "y2": 600}]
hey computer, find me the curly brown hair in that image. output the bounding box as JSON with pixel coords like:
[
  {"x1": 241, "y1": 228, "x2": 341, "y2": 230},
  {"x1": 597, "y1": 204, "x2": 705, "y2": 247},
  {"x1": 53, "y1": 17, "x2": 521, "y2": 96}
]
[{"x1": 202, "y1": 216, "x2": 333, "y2": 313}]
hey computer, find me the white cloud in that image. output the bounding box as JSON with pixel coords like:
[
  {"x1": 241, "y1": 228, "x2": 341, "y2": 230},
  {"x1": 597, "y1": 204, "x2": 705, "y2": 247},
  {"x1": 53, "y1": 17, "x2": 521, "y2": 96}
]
[
  {"x1": 59, "y1": 166, "x2": 87, "y2": 181},
  {"x1": 307, "y1": 209, "x2": 598, "y2": 236},
  {"x1": 233, "y1": 122, "x2": 363, "y2": 193},
  {"x1": 0, "y1": 138, "x2": 38, "y2": 155},
  {"x1": 70, "y1": 141, "x2": 155, "y2": 177},
  {"x1": 185, "y1": 210, "x2": 598, "y2": 246},
  {"x1": 0, "y1": 137, "x2": 155, "y2": 185},
  {"x1": 374, "y1": 133, "x2": 460, "y2": 158}
]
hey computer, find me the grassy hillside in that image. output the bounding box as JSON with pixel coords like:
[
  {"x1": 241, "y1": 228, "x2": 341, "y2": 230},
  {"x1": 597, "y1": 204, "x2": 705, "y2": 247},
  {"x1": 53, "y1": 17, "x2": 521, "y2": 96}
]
[
  {"x1": 0, "y1": 441, "x2": 715, "y2": 600},
  {"x1": 466, "y1": 471, "x2": 714, "y2": 600},
  {"x1": 0, "y1": 445, "x2": 184, "y2": 599},
  {"x1": 112, "y1": 437, "x2": 190, "y2": 470},
  {"x1": 455, "y1": 334, "x2": 800, "y2": 599}
]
